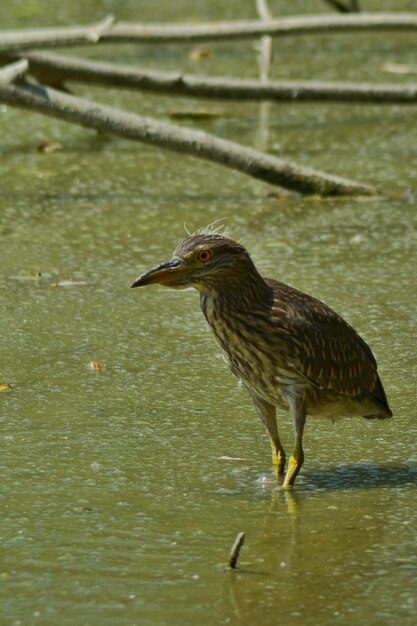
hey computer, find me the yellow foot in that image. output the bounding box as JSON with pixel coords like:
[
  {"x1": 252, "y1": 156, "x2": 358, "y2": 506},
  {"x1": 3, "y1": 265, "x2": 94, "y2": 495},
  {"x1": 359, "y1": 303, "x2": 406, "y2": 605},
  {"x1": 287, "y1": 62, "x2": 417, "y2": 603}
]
[
  {"x1": 282, "y1": 454, "x2": 302, "y2": 489},
  {"x1": 272, "y1": 449, "x2": 286, "y2": 477}
]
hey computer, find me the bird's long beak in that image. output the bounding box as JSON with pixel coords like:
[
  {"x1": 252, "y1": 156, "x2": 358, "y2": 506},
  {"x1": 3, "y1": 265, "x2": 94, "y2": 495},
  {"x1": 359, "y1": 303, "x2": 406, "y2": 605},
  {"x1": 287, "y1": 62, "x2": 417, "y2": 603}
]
[{"x1": 131, "y1": 258, "x2": 187, "y2": 288}]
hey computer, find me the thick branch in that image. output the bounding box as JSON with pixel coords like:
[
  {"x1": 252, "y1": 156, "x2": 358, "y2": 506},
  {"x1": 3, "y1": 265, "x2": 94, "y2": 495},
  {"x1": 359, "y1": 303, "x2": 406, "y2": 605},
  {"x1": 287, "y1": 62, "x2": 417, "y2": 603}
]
[
  {"x1": 15, "y1": 51, "x2": 417, "y2": 104},
  {"x1": 0, "y1": 78, "x2": 378, "y2": 196},
  {"x1": 0, "y1": 13, "x2": 416, "y2": 50}
]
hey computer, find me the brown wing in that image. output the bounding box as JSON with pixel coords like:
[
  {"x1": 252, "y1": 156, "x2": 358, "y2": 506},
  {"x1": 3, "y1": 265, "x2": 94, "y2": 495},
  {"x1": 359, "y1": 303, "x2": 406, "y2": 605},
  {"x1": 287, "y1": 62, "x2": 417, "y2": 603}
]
[{"x1": 267, "y1": 279, "x2": 380, "y2": 400}]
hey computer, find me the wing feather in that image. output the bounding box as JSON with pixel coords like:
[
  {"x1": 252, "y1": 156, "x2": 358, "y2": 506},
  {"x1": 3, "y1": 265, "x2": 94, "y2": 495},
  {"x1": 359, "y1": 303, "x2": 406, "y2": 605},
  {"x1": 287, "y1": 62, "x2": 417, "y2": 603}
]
[{"x1": 266, "y1": 279, "x2": 379, "y2": 398}]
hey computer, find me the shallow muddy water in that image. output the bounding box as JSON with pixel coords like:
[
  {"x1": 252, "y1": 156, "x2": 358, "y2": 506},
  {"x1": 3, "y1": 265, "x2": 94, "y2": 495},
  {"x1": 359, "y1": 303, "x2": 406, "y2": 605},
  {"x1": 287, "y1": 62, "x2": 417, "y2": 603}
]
[{"x1": 0, "y1": 1, "x2": 416, "y2": 625}]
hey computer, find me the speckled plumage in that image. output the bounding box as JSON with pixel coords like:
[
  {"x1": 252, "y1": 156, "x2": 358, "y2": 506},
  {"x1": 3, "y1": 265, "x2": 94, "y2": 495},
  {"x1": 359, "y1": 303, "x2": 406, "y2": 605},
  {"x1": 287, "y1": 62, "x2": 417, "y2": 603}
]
[{"x1": 132, "y1": 233, "x2": 392, "y2": 487}]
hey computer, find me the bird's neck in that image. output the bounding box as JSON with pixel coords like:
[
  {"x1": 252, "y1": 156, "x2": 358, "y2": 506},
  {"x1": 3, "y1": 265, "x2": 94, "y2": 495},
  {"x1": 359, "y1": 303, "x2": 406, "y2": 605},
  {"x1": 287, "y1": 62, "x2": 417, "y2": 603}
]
[{"x1": 198, "y1": 267, "x2": 272, "y2": 311}]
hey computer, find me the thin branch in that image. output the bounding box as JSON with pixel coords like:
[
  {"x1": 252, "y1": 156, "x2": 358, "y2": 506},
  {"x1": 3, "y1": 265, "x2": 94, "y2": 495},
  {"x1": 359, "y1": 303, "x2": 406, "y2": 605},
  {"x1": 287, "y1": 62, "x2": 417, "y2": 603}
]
[
  {"x1": 86, "y1": 14, "x2": 115, "y2": 42},
  {"x1": 14, "y1": 51, "x2": 417, "y2": 104},
  {"x1": 0, "y1": 79, "x2": 378, "y2": 196},
  {"x1": 0, "y1": 13, "x2": 416, "y2": 50},
  {"x1": 255, "y1": 0, "x2": 273, "y2": 151},
  {"x1": 0, "y1": 59, "x2": 28, "y2": 84},
  {"x1": 256, "y1": 0, "x2": 273, "y2": 82}
]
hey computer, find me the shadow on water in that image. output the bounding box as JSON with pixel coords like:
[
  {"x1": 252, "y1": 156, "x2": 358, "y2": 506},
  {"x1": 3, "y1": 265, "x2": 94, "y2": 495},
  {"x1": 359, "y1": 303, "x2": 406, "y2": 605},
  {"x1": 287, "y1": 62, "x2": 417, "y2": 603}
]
[{"x1": 298, "y1": 462, "x2": 417, "y2": 492}]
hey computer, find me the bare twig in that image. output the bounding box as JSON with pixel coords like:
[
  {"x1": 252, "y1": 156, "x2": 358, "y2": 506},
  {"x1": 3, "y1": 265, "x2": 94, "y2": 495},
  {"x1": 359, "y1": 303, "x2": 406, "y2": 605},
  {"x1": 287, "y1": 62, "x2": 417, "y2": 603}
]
[
  {"x1": 0, "y1": 78, "x2": 378, "y2": 195},
  {"x1": 86, "y1": 14, "x2": 115, "y2": 42},
  {"x1": 229, "y1": 532, "x2": 246, "y2": 569},
  {"x1": 12, "y1": 51, "x2": 417, "y2": 105},
  {"x1": 0, "y1": 13, "x2": 416, "y2": 51},
  {"x1": 0, "y1": 59, "x2": 28, "y2": 84}
]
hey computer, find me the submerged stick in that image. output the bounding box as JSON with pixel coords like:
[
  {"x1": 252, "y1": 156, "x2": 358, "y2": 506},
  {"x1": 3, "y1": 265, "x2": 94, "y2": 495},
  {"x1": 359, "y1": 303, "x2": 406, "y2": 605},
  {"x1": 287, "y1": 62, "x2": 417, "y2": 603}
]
[
  {"x1": 0, "y1": 78, "x2": 379, "y2": 196},
  {"x1": 229, "y1": 532, "x2": 246, "y2": 569},
  {"x1": 12, "y1": 51, "x2": 417, "y2": 105}
]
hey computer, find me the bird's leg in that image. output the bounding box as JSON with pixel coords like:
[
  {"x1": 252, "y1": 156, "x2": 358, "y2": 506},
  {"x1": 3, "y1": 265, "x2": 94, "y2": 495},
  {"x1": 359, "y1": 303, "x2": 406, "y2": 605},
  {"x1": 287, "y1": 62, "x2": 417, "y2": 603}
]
[
  {"x1": 283, "y1": 391, "x2": 307, "y2": 489},
  {"x1": 250, "y1": 392, "x2": 286, "y2": 476}
]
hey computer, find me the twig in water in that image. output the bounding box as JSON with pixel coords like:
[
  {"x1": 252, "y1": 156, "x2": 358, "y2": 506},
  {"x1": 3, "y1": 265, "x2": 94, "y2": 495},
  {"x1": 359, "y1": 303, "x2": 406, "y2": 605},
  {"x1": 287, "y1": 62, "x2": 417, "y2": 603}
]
[
  {"x1": 229, "y1": 532, "x2": 246, "y2": 569},
  {"x1": 255, "y1": 0, "x2": 273, "y2": 151},
  {"x1": 256, "y1": 0, "x2": 273, "y2": 82}
]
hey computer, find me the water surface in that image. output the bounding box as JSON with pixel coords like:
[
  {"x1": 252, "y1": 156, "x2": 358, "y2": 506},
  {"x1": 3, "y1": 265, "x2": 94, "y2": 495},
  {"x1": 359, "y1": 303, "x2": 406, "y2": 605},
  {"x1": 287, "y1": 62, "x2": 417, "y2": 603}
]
[{"x1": 1, "y1": 1, "x2": 416, "y2": 625}]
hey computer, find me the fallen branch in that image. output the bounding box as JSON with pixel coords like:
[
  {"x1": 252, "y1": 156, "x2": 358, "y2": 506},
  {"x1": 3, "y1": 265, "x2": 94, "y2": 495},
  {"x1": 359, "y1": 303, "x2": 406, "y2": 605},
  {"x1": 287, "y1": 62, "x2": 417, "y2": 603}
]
[
  {"x1": 13, "y1": 51, "x2": 417, "y2": 105},
  {"x1": 0, "y1": 76, "x2": 378, "y2": 196},
  {"x1": 111, "y1": 12, "x2": 416, "y2": 43},
  {"x1": 0, "y1": 13, "x2": 416, "y2": 50}
]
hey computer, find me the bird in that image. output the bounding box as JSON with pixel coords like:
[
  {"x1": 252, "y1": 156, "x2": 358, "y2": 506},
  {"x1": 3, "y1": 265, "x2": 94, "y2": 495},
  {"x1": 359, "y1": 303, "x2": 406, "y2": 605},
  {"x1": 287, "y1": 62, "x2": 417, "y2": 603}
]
[{"x1": 131, "y1": 232, "x2": 392, "y2": 488}]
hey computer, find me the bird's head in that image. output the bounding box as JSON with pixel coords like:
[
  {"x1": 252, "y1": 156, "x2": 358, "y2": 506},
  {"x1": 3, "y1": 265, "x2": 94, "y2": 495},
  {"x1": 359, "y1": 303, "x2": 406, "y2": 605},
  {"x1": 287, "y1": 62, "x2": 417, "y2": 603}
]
[{"x1": 131, "y1": 233, "x2": 260, "y2": 294}]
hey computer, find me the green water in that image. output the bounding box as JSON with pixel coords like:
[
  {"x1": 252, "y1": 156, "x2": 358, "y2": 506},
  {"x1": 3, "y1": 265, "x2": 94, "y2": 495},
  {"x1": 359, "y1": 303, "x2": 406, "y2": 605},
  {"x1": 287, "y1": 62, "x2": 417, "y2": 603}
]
[{"x1": 1, "y1": 1, "x2": 416, "y2": 625}]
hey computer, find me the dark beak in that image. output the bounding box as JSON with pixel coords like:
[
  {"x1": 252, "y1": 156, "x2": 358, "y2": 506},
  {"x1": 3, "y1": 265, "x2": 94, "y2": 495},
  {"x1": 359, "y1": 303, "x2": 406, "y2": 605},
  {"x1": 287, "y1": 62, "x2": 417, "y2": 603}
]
[{"x1": 131, "y1": 258, "x2": 186, "y2": 288}]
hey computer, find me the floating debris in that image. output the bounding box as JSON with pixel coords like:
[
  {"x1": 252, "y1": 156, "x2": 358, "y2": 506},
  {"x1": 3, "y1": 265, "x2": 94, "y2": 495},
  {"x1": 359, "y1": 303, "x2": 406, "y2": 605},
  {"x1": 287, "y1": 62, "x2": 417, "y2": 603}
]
[
  {"x1": 50, "y1": 280, "x2": 89, "y2": 287},
  {"x1": 88, "y1": 360, "x2": 105, "y2": 372},
  {"x1": 35, "y1": 141, "x2": 64, "y2": 153},
  {"x1": 188, "y1": 47, "x2": 211, "y2": 60},
  {"x1": 382, "y1": 62, "x2": 417, "y2": 75},
  {"x1": 218, "y1": 455, "x2": 248, "y2": 462}
]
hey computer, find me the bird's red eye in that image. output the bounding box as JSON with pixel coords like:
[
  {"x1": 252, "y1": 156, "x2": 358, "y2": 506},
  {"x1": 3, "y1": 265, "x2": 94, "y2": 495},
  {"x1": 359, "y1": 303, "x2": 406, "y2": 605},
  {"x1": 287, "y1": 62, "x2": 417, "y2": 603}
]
[{"x1": 197, "y1": 249, "x2": 212, "y2": 263}]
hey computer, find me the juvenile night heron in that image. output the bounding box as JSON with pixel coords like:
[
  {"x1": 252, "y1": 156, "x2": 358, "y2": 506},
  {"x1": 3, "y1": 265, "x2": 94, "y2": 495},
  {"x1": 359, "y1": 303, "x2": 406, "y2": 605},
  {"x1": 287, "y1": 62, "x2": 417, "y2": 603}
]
[{"x1": 131, "y1": 233, "x2": 392, "y2": 488}]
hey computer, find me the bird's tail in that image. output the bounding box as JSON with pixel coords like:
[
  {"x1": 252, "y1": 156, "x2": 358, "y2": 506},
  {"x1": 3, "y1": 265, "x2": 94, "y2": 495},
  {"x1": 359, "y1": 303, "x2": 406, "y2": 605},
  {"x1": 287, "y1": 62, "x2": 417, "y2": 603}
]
[{"x1": 364, "y1": 374, "x2": 393, "y2": 419}]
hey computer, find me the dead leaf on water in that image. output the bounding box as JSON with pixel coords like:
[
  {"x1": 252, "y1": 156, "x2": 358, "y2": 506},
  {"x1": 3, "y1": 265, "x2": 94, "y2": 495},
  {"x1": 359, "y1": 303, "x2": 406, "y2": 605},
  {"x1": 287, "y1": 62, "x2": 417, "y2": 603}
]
[
  {"x1": 188, "y1": 48, "x2": 211, "y2": 60},
  {"x1": 88, "y1": 361, "x2": 105, "y2": 372},
  {"x1": 35, "y1": 141, "x2": 64, "y2": 154},
  {"x1": 0, "y1": 384, "x2": 12, "y2": 392},
  {"x1": 267, "y1": 192, "x2": 287, "y2": 201}
]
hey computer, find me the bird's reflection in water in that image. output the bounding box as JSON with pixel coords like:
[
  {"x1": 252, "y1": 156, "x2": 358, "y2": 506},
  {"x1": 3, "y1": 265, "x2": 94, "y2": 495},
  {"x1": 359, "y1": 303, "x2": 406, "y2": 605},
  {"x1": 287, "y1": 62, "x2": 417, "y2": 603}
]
[{"x1": 220, "y1": 462, "x2": 416, "y2": 625}]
